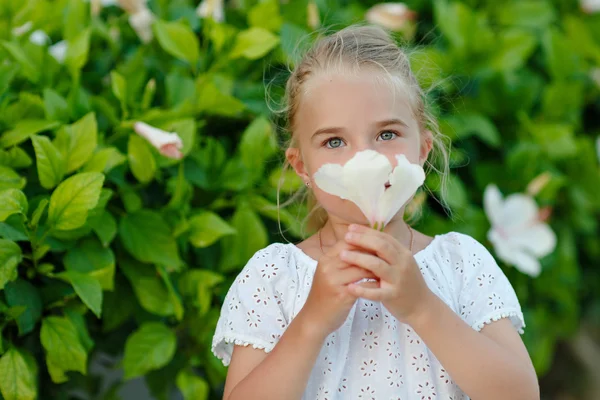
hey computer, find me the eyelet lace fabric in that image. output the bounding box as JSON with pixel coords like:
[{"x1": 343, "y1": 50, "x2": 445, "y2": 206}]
[{"x1": 212, "y1": 232, "x2": 525, "y2": 399}]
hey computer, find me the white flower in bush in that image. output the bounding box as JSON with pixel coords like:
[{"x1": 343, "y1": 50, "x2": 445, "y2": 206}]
[
  {"x1": 197, "y1": 0, "x2": 225, "y2": 22},
  {"x1": 134, "y1": 122, "x2": 184, "y2": 159},
  {"x1": 49, "y1": 41, "x2": 68, "y2": 64},
  {"x1": 313, "y1": 149, "x2": 425, "y2": 230},
  {"x1": 118, "y1": 0, "x2": 154, "y2": 43},
  {"x1": 484, "y1": 184, "x2": 556, "y2": 277},
  {"x1": 365, "y1": 3, "x2": 417, "y2": 32},
  {"x1": 29, "y1": 30, "x2": 50, "y2": 46},
  {"x1": 581, "y1": 0, "x2": 600, "y2": 13}
]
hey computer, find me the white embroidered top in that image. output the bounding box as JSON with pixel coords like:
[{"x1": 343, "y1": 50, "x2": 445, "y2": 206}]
[{"x1": 212, "y1": 232, "x2": 525, "y2": 400}]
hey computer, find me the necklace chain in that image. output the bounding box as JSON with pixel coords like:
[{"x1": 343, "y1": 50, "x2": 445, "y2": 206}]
[{"x1": 318, "y1": 224, "x2": 414, "y2": 254}]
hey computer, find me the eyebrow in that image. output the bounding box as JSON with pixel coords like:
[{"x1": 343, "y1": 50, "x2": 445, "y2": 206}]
[{"x1": 311, "y1": 118, "x2": 409, "y2": 139}]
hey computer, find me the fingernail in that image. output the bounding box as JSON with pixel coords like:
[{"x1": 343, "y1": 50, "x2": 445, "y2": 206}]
[
  {"x1": 345, "y1": 232, "x2": 355, "y2": 241},
  {"x1": 341, "y1": 250, "x2": 349, "y2": 258}
]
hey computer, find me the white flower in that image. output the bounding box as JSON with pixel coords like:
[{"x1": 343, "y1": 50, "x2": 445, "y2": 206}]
[
  {"x1": 29, "y1": 30, "x2": 50, "y2": 46},
  {"x1": 313, "y1": 149, "x2": 425, "y2": 229},
  {"x1": 49, "y1": 41, "x2": 68, "y2": 64},
  {"x1": 365, "y1": 3, "x2": 417, "y2": 32},
  {"x1": 197, "y1": 0, "x2": 225, "y2": 22},
  {"x1": 581, "y1": 0, "x2": 600, "y2": 13},
  {"x1": 484, "y1": 184, "x2": 557, "y2": 277},
  {"x1": 134, "y1": 122, "x2": 184, "y2": 159},
  {"x1": 118, "y1": 0, "x2": 154, "y2": 43}
]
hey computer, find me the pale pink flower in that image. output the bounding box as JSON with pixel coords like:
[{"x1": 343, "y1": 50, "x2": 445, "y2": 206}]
[
  {"x1": 484, "y1": 184, "x2": 556, "y2": 277},
  {"x1": 134, "y1": 122, "x2": 183, "y2": 159}
]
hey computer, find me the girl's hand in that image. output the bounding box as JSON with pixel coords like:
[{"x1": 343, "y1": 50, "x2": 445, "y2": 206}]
[
  {"x1": 340, "y1": 224, "x2": 436, "y2": 325},
  {"x1": 299, "y1": 239, "x2": 379, "y2": 339}
]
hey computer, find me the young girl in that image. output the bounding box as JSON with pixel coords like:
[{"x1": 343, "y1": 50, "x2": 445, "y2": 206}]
[{"x1": 212, "y1": 25, "x2": 539, "y2": 400}]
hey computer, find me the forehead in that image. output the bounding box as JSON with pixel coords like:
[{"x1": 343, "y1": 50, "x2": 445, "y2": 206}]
[{"x1": 294, "y1": 71, "x2": 418, "y2": 135}]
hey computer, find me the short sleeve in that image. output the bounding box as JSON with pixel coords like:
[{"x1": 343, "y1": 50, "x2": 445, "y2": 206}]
[
  {"x1": 452, "y1": 233, "x2": 525, "y2": 334},
  {"x1": 211, "y1": 244, "x2": 298, "y2": 366}
]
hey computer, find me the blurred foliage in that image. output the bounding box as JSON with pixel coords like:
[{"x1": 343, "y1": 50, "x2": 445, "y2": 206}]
[{"x1": 0, "y1": 0, "x2": 598, "y2": 399}]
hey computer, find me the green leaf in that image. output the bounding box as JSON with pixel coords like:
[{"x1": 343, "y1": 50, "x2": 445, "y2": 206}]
[
  {"x1": 179, "y1": 270, "x2": 224, "y2": 316},
  {"x1": 82, "y1": 147, "x2": 126, "y2": 173},
  {"x1": 30, "y1": 198, "x2": 49, "y2": 228},
  {"x1": 220, "y1": 203, "x2": 268, "y2": 272},
  {"x1": 123, "y1": 322, "x2": 177, "y2": 380},
  {"x1": 47, "y1": 172, "x2": 104, "y2": 230},
  {"x1": 89, "y1": 210, "x2": 117, "y2": 247},
  {"x1": 64, "y1": 112, "x2": 98, "y2": 173},
  {"x1": 1, "y1": 41, "x2": 39, "y2": 83},
  {"x1": 494, "y1": 1, "x2": 556, "y2": 29},
  {"x1": 196, "y1": 78, "x2": 245, "y2": 116},
  {"x1": 31, "y1": 135, "x2": 66, "y2": 189},
  {"x1": 59, "y1": 270, "x2": 103, "y2": 317},
  {"x1": 526, "y1": 121, "x2": 578, "y2": 160},
  {"x1": 40, "y1": 316, "x2": 87, "y2": 381},
  {"x1": 0, "y1": 120, "x2": 60, "y2": 148},
  {"x1": 64, "y1": 308, "x2": 94, "y2": 352},
  {"x1": 0, "y1": 239, "x2": 21, "y2": 291},
  {"x1": 111, "y1": 71, "x2": 127, "y2": 117},
  {"x1": 66, "y1": 28, "x2": 91, "y2": 74},
  {"x1": 239, "y1": 116, "x2": 277, "y2": 178},
  {"x1": 542, "y1": 28, "x2": 583, "y2": 80},
  {"x1": 230, "y1": 27, "x2": 280, "y2": 60},
  {"x1": 120, "y1": 258, "x2": 175, "y2": 317},
  {"x1": 248, "y1": 0, "x2": 282, "y2": 32},
  {"x1": 441, "y1": 113, "x2": 500, "y2": 147},
  {"x1": 0, "y1": 147, "x2": 33, "y2": 169},
  {"x1": 176, "y1": 369, "x2": 209, "y2": 400},
  {"x1": 488, "y1": 29, "x2": 537, "y2": 71},
  {"x1": 4, "y1": 280, "x2": 42, "y2": 336},
  {"x1": 0, "y1": 189, "x2": 27, "y2": 222},
  {"x1": 153, "y1": 20, "x2": 200, "y2": 66},
  {"x1": 128, "y1": 134, "x2": 156, "y2": 184},
  {"x1": 43, "y1": 88, "x2": 70, "y2": 122},
  {"x1": 0, "y1": 347, "x2": 37, "y2": 400},
  {"x1": 119, "y1": 210, "x2": 181, "y2": 267},
  {"x1": 64, "y1": 237, "x2": 115, "y2": 290},
  {"x1": 0, "y1": 167, "x2": 25, "y2": 191},
  {"x1": 188, "y1": 211, "x2": 235, "y2": 248}
]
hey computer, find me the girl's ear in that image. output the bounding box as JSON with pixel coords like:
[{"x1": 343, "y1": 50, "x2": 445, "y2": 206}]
[
  {"x1": 419, "y1": 130, "x2": 434, "y2": 165},
  {"x1": 285, "y1": 147, "x2": 310, "y2": 182}
]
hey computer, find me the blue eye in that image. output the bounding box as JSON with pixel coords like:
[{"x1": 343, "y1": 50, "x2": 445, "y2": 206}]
[
  {"x1": 378, "y1": 131, "x2": 398, "y2": 141},
  {"x1": 325, "y1": 138, "x2": 344, "y2": 148}
]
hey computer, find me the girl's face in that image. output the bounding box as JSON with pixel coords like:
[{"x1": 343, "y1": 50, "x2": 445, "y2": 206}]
[{"x1": 287, "y1": 70, "x2": 433, "y2": 226}]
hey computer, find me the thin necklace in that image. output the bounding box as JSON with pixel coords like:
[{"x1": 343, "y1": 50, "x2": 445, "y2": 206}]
[{"x1": 318, "y1": 224, "x2": 415, "y2": 254}]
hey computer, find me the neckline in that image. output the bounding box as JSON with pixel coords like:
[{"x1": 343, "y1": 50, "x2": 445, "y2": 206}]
[{"x1": 288, "y1": 232, "x2": 447, "y2": 266}]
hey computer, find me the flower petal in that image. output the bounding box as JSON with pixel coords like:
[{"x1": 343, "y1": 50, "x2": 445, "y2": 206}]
[
  {"x1": 508, "y1": 223, "x2": 557, "y2": 258},
  {"x1": 378, "y1": 154, "x2": 425, "y2": 225},
  {"x1": 483, "y1": 184, "x2": 504, "y2": 227},
  {"x1": 134, "y1": 122, "x2": 183, "y2": 159},
  {"x1": 49, "y1": 41, "x2": 68, "y2": 64},
  {"x1": 313, "y1": 149, "x2": 391, "y2": 226},
  {"x1": 488, "y1": 229, "x2": 542, "y2": 277},
  {"x1": 496, "y1": 193, "x2": 539, "y2": 233}
]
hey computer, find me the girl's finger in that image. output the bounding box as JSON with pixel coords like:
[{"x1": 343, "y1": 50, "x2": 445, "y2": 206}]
[
  {"x1": 344, "y1": 231, "x2": 397, "y2": 264},
  {"x1": 340, "y1": 250, "x2": 392, "y2": 281},
  {"x1": 347, "y1": 282, "x2": 385, "y2": 301},
  {"x1": 334, "y1": 266, "x2": 378, "y2": 286}
]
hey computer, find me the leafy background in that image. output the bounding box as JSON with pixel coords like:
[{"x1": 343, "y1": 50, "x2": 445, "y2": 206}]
[{"x1": 0, "y1": 0, "x2": 599, "y2": 399}]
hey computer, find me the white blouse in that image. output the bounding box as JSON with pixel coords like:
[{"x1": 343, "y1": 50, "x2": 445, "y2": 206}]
[{"x1": 212, "y1": 232, "x2": 525, "y2": 400}]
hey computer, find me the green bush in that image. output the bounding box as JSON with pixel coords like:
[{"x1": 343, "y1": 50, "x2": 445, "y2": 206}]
[{"x1": 0, "y1": 0, "x2": 598, "y2": 399}]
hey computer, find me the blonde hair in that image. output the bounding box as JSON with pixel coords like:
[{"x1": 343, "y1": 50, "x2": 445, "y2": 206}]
[{"x1": 273, "y1": 24, "x2": 452, "y2": 238}]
